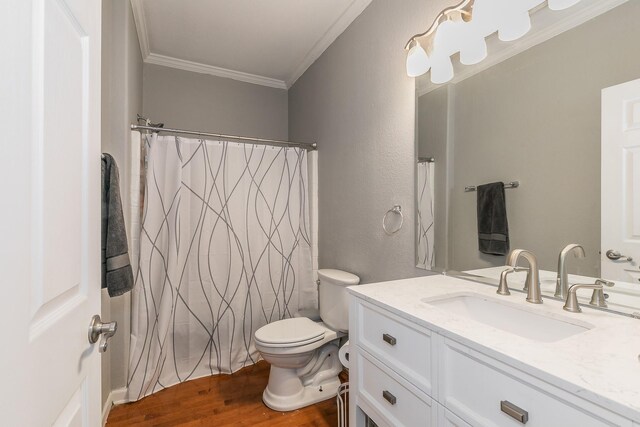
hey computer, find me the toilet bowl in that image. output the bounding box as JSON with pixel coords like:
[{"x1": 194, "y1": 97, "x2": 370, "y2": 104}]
[{"x1": 254, "y1": 269, "x2": 360, "y2": 411}]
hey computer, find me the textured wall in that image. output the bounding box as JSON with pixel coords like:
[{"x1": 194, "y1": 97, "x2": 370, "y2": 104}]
[
  {"x1": 143, "y1": 64, "x2": 288, "y2": 140},
  {"x1": 101, "y1": 0, "x2": 143, "y2": 407},
  {"x1": 447, "y1": 1, "x2": 640, "y2": 275},
  {"x1": 288, "y1": 0, "x2": 450, "y2": 284}
]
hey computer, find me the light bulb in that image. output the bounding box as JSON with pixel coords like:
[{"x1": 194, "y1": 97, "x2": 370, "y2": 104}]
[
  {"x1": 406, "y1": 41, "x2": 431, "y2": 77},
  {"x1": 548, "y1": 0, "x2": 582, "y2": 11},
  {"x1": 498, "y1": 11, "x2": 531, "y2": 42},
  {"x1": 430, "y1": 55, "x2": 454, "y2": 84},
  {"x1": 459, "y1": 35, "x2": 488, "y2": 65}
]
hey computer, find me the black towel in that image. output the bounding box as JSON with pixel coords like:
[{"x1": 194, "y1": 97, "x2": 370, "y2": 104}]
[
  {"x1": 102, "y1": 153, "x2": 134, "y2": 297},
  {"x1": 476, "y1": 182, "x2": 509, "y2": 256}
]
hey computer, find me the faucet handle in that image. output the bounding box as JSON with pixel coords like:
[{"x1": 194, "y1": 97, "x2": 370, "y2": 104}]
[
  {"x1": 564, "y1": 282, "x2": 604, "y2": 313},
  {"x1": 595, "y1": 279, "x2": 615, "y2": 287},
  {"x1": 497, "y1": 268, "x2": 514, "y2": 295},
  {"x1": 497, "y1": 267, "x2": 529, "y2": 296},
  {"x1": 589, "y1": 280, "x2": 615, "y2": 308}
]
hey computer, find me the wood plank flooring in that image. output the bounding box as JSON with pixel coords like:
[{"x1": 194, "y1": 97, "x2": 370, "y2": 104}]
[{"x1": 106, "y1": 361, "x2": 347, "y2": 427}]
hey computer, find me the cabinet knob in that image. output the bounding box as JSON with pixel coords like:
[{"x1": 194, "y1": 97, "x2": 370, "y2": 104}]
[
  {"x1": 500, "y1": 400, "x2": 528, "y2": 424},
  {"x1": 382, "y1": 390, "x2": 397, "y2": 405},
  {"x1": 382, "y1": 333, "x2": 397, "y2": 346}
]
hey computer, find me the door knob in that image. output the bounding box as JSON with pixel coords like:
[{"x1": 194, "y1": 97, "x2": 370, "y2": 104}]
[
  {"x1": 88, "y1": 315, "x2": 117, "y2": 353},
  {"x1": 606, "y1": 250, "x2": 633, "y2": 262}
]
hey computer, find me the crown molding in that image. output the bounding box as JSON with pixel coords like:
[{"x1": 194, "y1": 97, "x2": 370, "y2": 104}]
[
  {"x1": 129, "y1": 0, "x2": 286, "y2": 89},
  {"x1": 286, "y1": 0, "x2": 372, "y2": 88},
  {"x1": 129, "y1": 0, "x2": 370, "y2": 90},
  {"x1": 130, "y1": 0, "x2": 150, "y2": 58},
  {"x1": 417, "y1": 0, "x2": 628, "y2": 97},
  {"x1": 145, "y1": 53, "x2": 288, "y2": 89}
]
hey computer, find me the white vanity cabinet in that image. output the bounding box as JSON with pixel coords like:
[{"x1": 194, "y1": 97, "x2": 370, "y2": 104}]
[{"x1": 349, "y1": 296, "x2": 635, "y2": 427}]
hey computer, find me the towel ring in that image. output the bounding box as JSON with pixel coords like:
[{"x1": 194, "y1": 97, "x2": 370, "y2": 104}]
[{"x1": 383, "y1": 205, "x2": 404, "y2": 235}]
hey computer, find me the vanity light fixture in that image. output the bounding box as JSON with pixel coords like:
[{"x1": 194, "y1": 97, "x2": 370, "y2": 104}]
[
  {"x1": 405, "y1": 0, "x2": 584, "y2": 84},
  {"x1": 405, "y1": 0, "x2": 473, "y2": 80}
]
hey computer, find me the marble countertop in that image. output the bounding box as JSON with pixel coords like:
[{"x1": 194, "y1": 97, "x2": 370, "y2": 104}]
[{"x1": 348, "y1": 274, "x2": 640, "y2": 421}]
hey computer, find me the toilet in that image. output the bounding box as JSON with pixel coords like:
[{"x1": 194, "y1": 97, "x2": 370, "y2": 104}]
[{"x1": 254, "y1": 269, "x2": 360, "y2": 411}]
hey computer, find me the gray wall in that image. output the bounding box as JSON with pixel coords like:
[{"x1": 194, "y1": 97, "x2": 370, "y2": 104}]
[
  {"x1": 143, "y1": 64, "x2": 288, "y2": 140},
  {"x1": 289, "y1": 0, "x2": 451, "y2": 284},
  {"x1": 417, "y1": 86, "x2": 451, "y2": 271},
  {"x1": 101, "y1": 0, "x2": 143, "y2": 407},
  {"x1": 442, "y1": 1, "x2": 640, "y2": 275}
]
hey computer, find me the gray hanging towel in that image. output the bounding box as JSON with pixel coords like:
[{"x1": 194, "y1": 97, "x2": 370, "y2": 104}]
[
  {"x1": 102, "y1": 153, "x2": 134, "y2": 297},
  {"x1": 476, "y1": 182, "x2": 510, "y2": 256}
]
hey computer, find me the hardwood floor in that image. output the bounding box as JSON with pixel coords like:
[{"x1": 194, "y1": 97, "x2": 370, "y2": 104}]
[{"x1": 106, "y1": 361, "x2": 347, "y2": 427}]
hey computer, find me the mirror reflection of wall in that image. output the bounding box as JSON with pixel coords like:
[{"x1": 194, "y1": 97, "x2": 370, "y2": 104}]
[{"x1": 416, "y1": 1, "x2": 640, "y2": 276}]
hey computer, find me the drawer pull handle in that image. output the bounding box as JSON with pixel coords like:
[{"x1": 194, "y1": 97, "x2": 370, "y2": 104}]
[
  {"x1": 382, "y1": 333, "x2": 397, "y2": 346},
  {"x1": 500, "y1": 400, "x2": 528, "y2": 424},
  {"x1": 382, "y1": 390, "x2": 397, "y2": 405}
]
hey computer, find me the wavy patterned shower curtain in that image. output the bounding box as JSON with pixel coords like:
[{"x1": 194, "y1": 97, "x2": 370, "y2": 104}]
[
  {"x1": 417, "y1": 161, "x2": 435, "y2": 269},
  {"x1": 127, "y1": 134, "x2": 314, "y2": 401}
]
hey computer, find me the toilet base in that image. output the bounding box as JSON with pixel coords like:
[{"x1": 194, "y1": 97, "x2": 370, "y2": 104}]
[
  {"x1": 261, "y1": 343, "x2": 343, "y2": 411},
  {"x1": 262, "y1": 376, "x2": 341, "y2": 412}
]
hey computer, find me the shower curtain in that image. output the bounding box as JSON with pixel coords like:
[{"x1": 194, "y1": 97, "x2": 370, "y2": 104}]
[
  {"x1": 127, "y1": 134, "x2": 315, "y2": 401},
  {"x1": 417, "y1": 161, "x2": 435, "y2": 269}
]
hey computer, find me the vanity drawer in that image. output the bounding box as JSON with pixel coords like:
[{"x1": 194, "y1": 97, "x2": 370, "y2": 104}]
[
  {"x1": 355, "y1": 300, "x2": 433, "y2": 395},
  {"x1": 440, "y1": 339, "x2": 632, "y2": 427},
  {"x1": 357, "y1": 350, "x2": 436, "y2": 427}
]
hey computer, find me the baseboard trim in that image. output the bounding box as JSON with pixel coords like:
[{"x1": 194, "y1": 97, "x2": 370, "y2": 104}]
[{"x1": 102, "y1": 387, "x2": 128, "y2": 426}]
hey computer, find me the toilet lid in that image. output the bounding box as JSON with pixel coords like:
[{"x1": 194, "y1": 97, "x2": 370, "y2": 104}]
[{"x1": 255, "y1": 318, "x2": 326, "y2": 347}]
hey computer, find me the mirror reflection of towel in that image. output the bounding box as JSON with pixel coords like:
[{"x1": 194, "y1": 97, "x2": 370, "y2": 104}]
[
  {"x1": 102, "y1": 153, "x2": 134, "y2": 297},
  {"x1": 477, "y1": 182, "x2": 509, "y2": 256}
]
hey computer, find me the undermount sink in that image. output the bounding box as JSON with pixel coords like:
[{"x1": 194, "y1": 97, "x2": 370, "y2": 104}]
[{"x1": 423, "y1": 294, "x2": 592, "y2": 342}]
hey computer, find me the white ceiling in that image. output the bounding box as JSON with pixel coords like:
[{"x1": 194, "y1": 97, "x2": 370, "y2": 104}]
[{"x1": 131, "y1": 0, "x2": 372, "y2": 89}]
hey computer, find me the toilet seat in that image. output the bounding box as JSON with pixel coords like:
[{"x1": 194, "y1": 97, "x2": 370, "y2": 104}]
[{"x1": 255, "y1": 317, "x2": 327, "y2": 348}]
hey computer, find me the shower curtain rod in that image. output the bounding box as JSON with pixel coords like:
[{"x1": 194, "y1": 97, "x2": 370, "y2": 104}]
[{"x1": 130, "y1": 124, "x2": 317, "y2": 151}]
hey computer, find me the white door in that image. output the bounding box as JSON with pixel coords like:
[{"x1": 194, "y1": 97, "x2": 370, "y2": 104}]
[
  {"x1": 0, "y1": 0, "x2": 102, "y2": 425},
  {"x1": 602, "y1": 79, "x2": 640, "y2": 283}
]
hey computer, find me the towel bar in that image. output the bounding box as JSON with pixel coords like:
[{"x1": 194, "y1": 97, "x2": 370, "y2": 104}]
[{"x1": 465, "y1": 181, "x2": 519, "y2": 192}]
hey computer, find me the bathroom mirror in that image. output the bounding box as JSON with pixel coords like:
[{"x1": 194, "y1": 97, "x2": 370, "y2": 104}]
[{"x1": 415, "y1": 1, "x2": 640, "y2": 314}]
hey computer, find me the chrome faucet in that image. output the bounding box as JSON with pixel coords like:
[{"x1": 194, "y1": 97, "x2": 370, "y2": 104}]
[
  {"x1": 555, "y1": 244, "x2": 585, "y2": 299},
  {"x1": 563, "y1": 279, "x2": 615, "y2": 313},
  {"x1": 506, "y1": 249, "x2": 542, "y2": 304}
]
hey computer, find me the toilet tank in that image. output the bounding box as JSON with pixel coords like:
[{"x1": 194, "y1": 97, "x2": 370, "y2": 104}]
[{"x1": 318, "y1": 269, "x2": 360, "y2": 332}]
